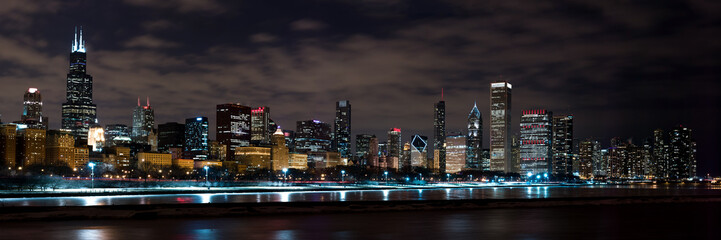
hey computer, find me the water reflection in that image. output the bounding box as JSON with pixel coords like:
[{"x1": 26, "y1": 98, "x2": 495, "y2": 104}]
[{"x1": 0, "y1": 185, "x2": 719, "y2": 207}]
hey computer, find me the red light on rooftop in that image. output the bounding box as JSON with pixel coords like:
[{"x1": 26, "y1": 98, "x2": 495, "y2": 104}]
[{"x1": 392, "y1": 128, "x2": 401, "y2": 132}]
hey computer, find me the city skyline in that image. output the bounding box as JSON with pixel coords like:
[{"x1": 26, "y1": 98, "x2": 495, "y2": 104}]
[{"x1": 0, "y1": 1, "x2": 718, "y2": 175}]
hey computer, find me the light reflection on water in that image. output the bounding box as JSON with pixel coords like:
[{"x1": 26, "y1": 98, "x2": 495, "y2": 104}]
[{"x1": 0, "y1": 185, "x2": 719, "y2": 207}]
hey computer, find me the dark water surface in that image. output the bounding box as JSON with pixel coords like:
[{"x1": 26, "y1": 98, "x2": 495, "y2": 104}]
[
  {"x1": 2, "y1": 184, "x2": 720, "y2": 207},
  {"x1": 1, "y1": 202, "x2": 718, "y2": 240}
]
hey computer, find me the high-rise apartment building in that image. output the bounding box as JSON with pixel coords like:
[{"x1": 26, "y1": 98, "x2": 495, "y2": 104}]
[
  {"x1": 17, "y1": 128, "x2": 46, "y2": 166},
  {"x1": 519, "y1": 109, "x2": 552, "y2": 176},
  {"x1": 387, "y1": 128, "x2": 402, "y2": 159},
  {"x1": 490, "y1": 81, "x2": 512, "y2": 173},
  {"x1": 552, "y1": 115, "x2": 573, "y2": 175},
  {"x1": 355, "y1": 134, "x2": 374, "y2": 165},
  {"x1": 0, "y1": 124, "x2": 17, "y2": 167},
  {"x1": 668, "y1": 126, "x2": 696, "y2": 179}
]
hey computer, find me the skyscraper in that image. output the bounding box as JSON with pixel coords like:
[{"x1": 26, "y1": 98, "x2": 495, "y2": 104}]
[
  {"x1": 490, "y1": 81, "x2": 512, "y2": 173},
  {"x1": 552, "y1": 115, "x2": 574, "y2": 175},
  {"x1": 433, "y1": 95, "x2": 446, "y2": 174},
  {"x1": 62, "y1": 27, "x2": 97, "y2": 144},
  {"x1": 446, "y1": 134, "x2": 466, "y2": 173},
  {"x1": 387, "y1": 128, "x2": 402, "y2": 159},
  {"x1": 668, "y1": 126, "x2": 696, "y2": 179},
  {"x1": 22, "y1": 88, "x2": 46, "y2": 129},
  {"x1": 184, "y1": 117, "x2": 209, "y2": 160},
  {"x1": 334, "y1": 100, "x2": 351, "y2": 159},
  {"x1": 578, "y1": 139, "x2": 596, "y2": 178},
  {"x1": 131, "y1": 97, "x2": 154, "y2": 144},
  {"x1": 104, "y1": 124, "x2": 131, "y2": 147},
  {"x1": 410, "y1": 135, "x2": 428, "y2": 168},
  {"x1": 465, "y1": 103, "x2": 482, "y2": 170},
  {"x1": 355, "y1": 134, "x2": 374, "y2": 165},
  {"x1": 294, "y1": 120, "x2": 332, "y2": 153},
  {"x1": 652, "y1": 129, "x2": 669, "y2": 178},
  {"x1": 217, "y1": 103, "x2": 252, "y2": 161},
  {"x1": 520, "y1": 109, "x2": 552, "y2": 176},
  {"x1": 158, "y1": 122, "x2": 185, "y2": 153},
  {"x1": 251, "y1": 106, "x2": 271, "y2": 144}
]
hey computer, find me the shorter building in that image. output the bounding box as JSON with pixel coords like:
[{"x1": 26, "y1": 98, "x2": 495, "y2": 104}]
[
  {"x1": 172, "y1": 158, "x2": 194, "y2": 170},
  {"x1": 0, "y1": 124, "x2": 17, "y2": 168},
  {"x1": 138, "y1": 152, "x2": 172, "y2": 168},
  {"x1": 106, "y1": 146, "x2": 131, "y2": 169},
  {"x1": 235, "y1": 146, "x2": 271, "y2": 171},
  {"x1": 46, "y1": 130, "x2": 74, "y2": 167},
  {"x1": 410, "y1": 135, "x2": 428, "y2": 168},
  {"x1": 446, "y1": 134, "x2": 466, "y2": 173},
  {"x1": 73, "y1": 147, "x2": 90, "y2": 169},
  {"x1": 289, "y1": 153, "x2": 308, "y2": 170},
  {"x1": 308, "y1": 151, "x2": 341, "y2": 168},
  {"x1": 17, "y1": 128, "x2": 46, "y2": 166},
  {"x1": 194, "y1": 160, "x2": 222, "y2": 169}
]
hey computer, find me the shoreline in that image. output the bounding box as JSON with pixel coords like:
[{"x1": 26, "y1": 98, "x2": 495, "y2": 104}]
[{"x1": 1, "y1": 195, "x2": 720, "y2": 221}]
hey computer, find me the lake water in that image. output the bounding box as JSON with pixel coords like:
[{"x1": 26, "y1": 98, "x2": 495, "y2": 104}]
[{"x1": 1, "y1": 184, "x2": 720, "y2": 207}]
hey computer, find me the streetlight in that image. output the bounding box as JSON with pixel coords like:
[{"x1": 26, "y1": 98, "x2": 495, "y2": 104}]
[
  {"x1": 384, "y1": 171, "x2": 389, "y2": 183},
  {"x1": 341, "y1": 170, "x2": 346, "y2": 182},
  {"x1": 282, "y1": 168, "x2": 288, "y2": 182},
  {"x1": 418, "y1": 173, "x2": 422, "y2": 181},
  {"x1": 88, "y1": 162, "x2": 95, "y2": 189},
  {"x1": 204, "y1": 165, "x2": 210, "y2": 189},
  {"x1": 470, "y1": 174, "x2": 473, "y2": 182},
  {"x1": 447, "y1": 173, "x2": 450, "y2": 182},
  {"x1": 543, "y1": 173, "x2": 548, "y2": 182}
]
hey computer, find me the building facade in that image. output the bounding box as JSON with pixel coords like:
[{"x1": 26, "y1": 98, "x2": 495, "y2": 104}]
[
  {"x1": 519, "y1": 109, "x2": 552, "y2": 176},
  {"x1": 62, "y1": 27, "x2": 97, "y2": 144},
  {"x1": 490, "y1": 82, "x2": 512, "y2": 173},
  {"x1": 251, "y1": 106, "x2": 271, "y2": 144},
  {"x1": 217, "y1": 103, "x2": 252, "y2": 161},
  {"x1": 446, "y1": 134, "x2": 466, "y2": 173},
  {"x1": 465, "y1": 103, "x2": 482, "y2": 170},
  {"x1": 552, "y1": 115, "x2": 574, "y2": 175},
  {"x1": 184, "y1": 117, "x2": 209, "y2": 160},
  {"x1": 410, "y1": 135, "x2": 428, "y2": 168},
  {"x1": 333, "y1": 100, "x2": 352, "y2": 159},
  {"x1": 22, "y1": 88, "x2": 46, "y2": 129},
  {"x1": 433, "y1": 97, "x2": 446, "y2": 174},
  {"x1": 294, "y1": 120, "x2": 332, "y2": 153}
]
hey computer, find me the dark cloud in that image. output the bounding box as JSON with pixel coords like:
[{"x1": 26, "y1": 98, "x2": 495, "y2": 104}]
[{"x1": 0, "y1": 0, "x2": 719, "y2": 174}]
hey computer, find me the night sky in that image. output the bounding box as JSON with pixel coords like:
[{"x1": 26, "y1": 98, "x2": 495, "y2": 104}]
[{"x1": 0, "y1": 0, "x2": 719, "y2": 175}]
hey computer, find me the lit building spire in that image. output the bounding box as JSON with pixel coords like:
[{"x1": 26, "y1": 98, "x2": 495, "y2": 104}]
[{"x1": 72, "y1": 26, "x2": 86, "y2": 53}]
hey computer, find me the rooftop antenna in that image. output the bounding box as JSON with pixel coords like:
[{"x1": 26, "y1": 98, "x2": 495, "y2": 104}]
[
  {"x1": 137, "y1": 97, "x2": 140, "y2": 106},
  {"x1": 147, "y1": 96, "x2": 150, "y2": 107},
  {"x1": 441, "y1": 88, "x2": 444, "y2": 101}
]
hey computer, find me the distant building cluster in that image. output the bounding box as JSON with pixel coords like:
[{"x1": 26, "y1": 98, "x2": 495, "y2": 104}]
[{"x1": 0, "y1": 28, "x2": 698, "y2": 180}]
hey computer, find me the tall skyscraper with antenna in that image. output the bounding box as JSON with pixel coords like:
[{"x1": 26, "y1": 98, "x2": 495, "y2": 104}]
[
  {"x1": 433, "y1": 90, "x2": 446, "y2": 174},
  {"x1": 132, "y1": 97, "x2": 155, "y2": 144},
  {"x1": 61, "y1": 27, "x2": 97, "y2": 145}
]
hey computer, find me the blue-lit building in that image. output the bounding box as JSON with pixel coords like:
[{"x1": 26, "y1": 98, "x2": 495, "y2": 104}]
[
  {"x1": 184, "y1": 117, "x2": 209, "y2": 160},
  {"x1": 520, "y1": 109, "x2": 553, "y2": 176}
]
